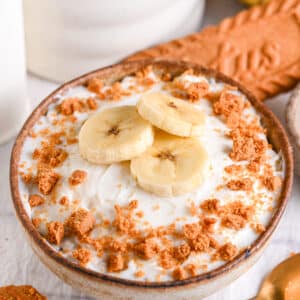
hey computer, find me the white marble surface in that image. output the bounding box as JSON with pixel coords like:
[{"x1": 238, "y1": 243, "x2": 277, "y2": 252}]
[{"x1": 1, "y1": 0, "x2": 300, "y2": 299}]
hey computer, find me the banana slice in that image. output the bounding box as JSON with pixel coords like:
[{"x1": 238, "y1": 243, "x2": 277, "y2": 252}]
[
  {"x1": 79, "y1": 106, "x2": 154, "y2": 164},
  {"x1": 130, "y1": 131, "x2": 209, "y2": 197},
  {"x1": 137, "y1": 93, "x2": 205, "y2": 137}
]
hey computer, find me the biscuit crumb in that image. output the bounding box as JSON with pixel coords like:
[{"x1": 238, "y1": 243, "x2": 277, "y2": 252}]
[
  {"x1": 230, "y1": 129, "x2": 267, "y2": 162},
  {"x1": 87, "y1": 78, "x2": 103, "y2": 94},
  {"x1": 224, "y1": 164, "x2": 243, "y2": 174},
  {"x1": 72, "y1": 247, "x2": 91, "y2": 265},
  {"x1": 68, "y1": 170, "x2": 87, "y2": 186},
  {"x1": 173, "y1": 243, "x2": 191, "y2": 261},
  {"x1": 60, "y1": 98, "x2": 85, "y2": 115},
  {"x1": 221, "y1": 214, "x2": 246, "y2": 230},
  {"x1": 47, "y1": 221, "x2": 64, "y2": 245},
  {"x1": 217, "y1": 243, "x2": 238, "y2": 261},
  {"x1": 263, "y1": 176, "x2": 282, "y2": 191},
  {"x1": 21, "y1": 172, "x2": 35, "y2": 184},
  {"x1": 33, "y1": 144, "x2": 68, "y2": 168},
  {"x1": 59, "y1": 196, "x2": 69, "y2": 206},
  {"x1": 183, "y1": 223, "x2": 201, "y2": 240},
  {"x1": 190, "y1": 233, "x2": 210, "y2": 252},
  {"x1": 185, "y1": 264, "x2": 198, "y2": 277},
  {"x1": 113, "y1": 204, "x2": 136, "y2": 235},
  {"x1": 189, "y1": 201, "x2": 198, "y2": 216},
  {"x1": 65, "y1": 208, "x2": 95, "y2": 236},
  {"x1": 172, "y1": 267, "x2": 186, "y2": 280},
  {"x1": 32, "y1": 218, "x2": 42, "y2": 228},
  {"x1": 108, "y1": 239, "x2": 127, "y2": 253},
  {"x1": 187, "y1": 82, "x2": 209, "y2": 101},
  {"x1": 86, "y1": 97, "x2": 98, "y2": 110},
  {"x1": 29, "y1": 194, "x2": 45, "y2": 207},
  {"x1": 107, "y1": 253, "x2": 126, "y2": 272},
  {"x1": 251, "y1": 223, "x2": 266, "y2": 234},
  {"x1": 134, "y1": 270, "x2": 145, "y2": 278},
  {"x1": 200, "y1": 199, "x2": 220, "y2": 214},
  {"x1": 159, "y1": 249, "x2": 177, "y2": 269},
  {"x1": 213, "y1": 92, "x2": 244, "y2": 127},
  {"x1": 135, "y1": 238, "x2": 157, "y2": 259},
  {"x1": 201, "y1": 217, "x2": 216, "y2": 233},
  {"x1": 227, "y1": 178, "x2": 253, "y2": 191},
  {"x1": 37, "y1": 166, "x2": 60, "y2": 195}
]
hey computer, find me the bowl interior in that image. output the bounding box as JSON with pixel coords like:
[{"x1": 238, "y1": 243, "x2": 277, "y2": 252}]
[{"x1": 10, "y1": 59, "x2": 293, "y2": 288}]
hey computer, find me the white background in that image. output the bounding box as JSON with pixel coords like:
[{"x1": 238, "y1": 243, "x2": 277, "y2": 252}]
[{"x1": 1, "y1": 1, "x2": 300, "y2": 299}]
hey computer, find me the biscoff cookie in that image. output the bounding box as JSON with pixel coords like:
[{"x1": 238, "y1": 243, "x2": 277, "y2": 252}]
[
  {"x1": 127, "y1": 0, "x2": 300, "y2": 101},
  {"x1": 0, "y1": 285, "x2": 46, "y2": 300}
]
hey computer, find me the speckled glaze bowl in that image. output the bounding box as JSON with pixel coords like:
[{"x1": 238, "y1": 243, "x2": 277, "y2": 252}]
[{"x1": 10, "y1": 60, "x2": 293, "y2": 300}]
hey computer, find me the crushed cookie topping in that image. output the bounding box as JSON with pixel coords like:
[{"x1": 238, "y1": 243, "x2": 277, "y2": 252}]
[
  {"x1": 200, "y1": 199, "x2": 220, "y2": 214},
  {"x1": 172, "y1": 267, "x2": 186, "y2": 280},
  {"x1": 134, "y1": 270, "x2": 145, "y2": 278},
  {"x1": 86, "y1": 97, "x2": 98, "y2": 110},
  {"x1": 213, "y1": 91, "x2": 244, "y2": 128},
  {"x1": 134, "y1": 238, "x2": 158, "y2": 260},
  {"x1": 173, "y1": 243, "x2": 191, "y2": 261},
  {"x1": 251, "y1": 223, "x2": 266, "y2": 234},
  {"x1": 221, "y1": 214, "x2": 246, "y2": 230},
  {"x1": 263, "y1": 176, "x2": 282, "y2": 191},
  {"x1": 72, "y1": 248, "x2": 91, "y2": 266},
  {"x1": 29, "y1": 194, "x2": 45, "y2": 207},
  {"x1": 217, "y1": 243, "x2": 238, "y2": 261},
  {"x1": 65, "y1": 208, "x2": 95, "y2": 236},
  {"x1": 47, "y1": 221, "x2": 64, "y2": 245},
  {"x1": 113, "y1": 201, "x2": 137, "y2": 235},
  {"x1": 60, "y1": 98, "x2": 85, "y2": 116},
  {"x1": 107, "y1": 253, "x2": 127, "y2": 272},
  {"x1": 59, "y1": 196, "x2": 69, "y2": 206},
  {"x1": 172, "y1": 78, "x2": 209, "y2": 102},
  {"x1": 214, "y1": 91, "x2": 244, "y2": 118},
  {"x1": 87, "y1": 77, "x2": 103, "y2": 94},
  {"x1": 227, "y1": 178, "x2": 253, "y2": 191},
  {"x1": 37, "y1": 166, "x2": 60, "y2": 195},
  {"x1": 224, "y1": 164, "x2": 243, "y2": 174},
  {"x1": 68, "y1": 170, "x2": 87, "y2": 186},
  {"x1": 33, "y1": 143, "x2": 68, "y2": 168},
  {"x1": 229, "y1": 126, "x2": 268, "y2": 162},
  {"x1": 32, "y1": 218, "x2": 42, "y2": 228}
]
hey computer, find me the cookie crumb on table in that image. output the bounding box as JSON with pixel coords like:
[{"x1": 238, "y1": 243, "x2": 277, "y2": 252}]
[{"x1": 0, "y1": 285, "x2": 47, "y2": 300}]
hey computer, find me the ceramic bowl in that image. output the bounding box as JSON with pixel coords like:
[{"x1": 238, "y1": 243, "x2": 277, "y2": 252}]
[{"x1": 10, "y1": 60, "x2": 293, "y2": 299}]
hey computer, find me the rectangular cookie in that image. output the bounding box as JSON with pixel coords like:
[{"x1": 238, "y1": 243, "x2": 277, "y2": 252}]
[{"x1": 126, "y1": 0, "x2": 300, "y2": 101}]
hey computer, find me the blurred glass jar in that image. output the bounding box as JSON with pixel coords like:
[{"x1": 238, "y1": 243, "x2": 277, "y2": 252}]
[
  {"x1": 24, "y1": 0, "x2": 206, "y2": 82},
  {"x1": 0, "y1": 0, "x2": 29, "y2": 144}
]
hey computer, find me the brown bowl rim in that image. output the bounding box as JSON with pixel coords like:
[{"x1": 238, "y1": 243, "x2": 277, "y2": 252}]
[{"x1": 10, "y1": 59, "x2": 293, "y2": 289}]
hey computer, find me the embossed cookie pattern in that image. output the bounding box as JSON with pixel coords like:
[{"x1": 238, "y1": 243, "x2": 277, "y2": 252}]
[{"x1": 127, "y1": 0, "x2": 300, "y2": 100}]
